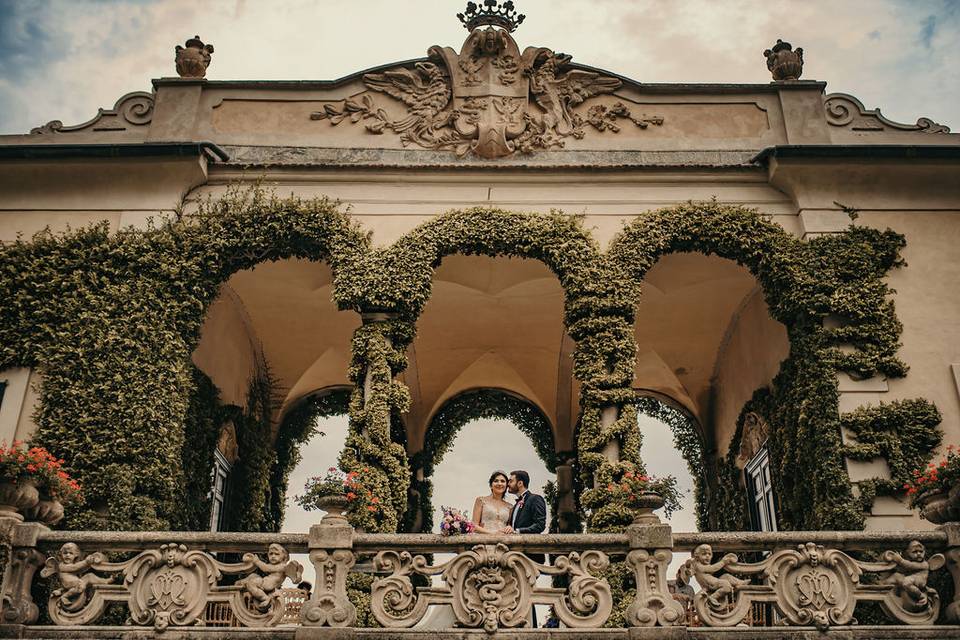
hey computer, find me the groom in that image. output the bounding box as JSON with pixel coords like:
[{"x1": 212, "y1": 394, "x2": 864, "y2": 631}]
[
  {"x1": 501, "y1": 469, "x2": 546, "y2": 545},
  {"x1": 502, "y1": 469, "x2": 546, "y2": 627}
]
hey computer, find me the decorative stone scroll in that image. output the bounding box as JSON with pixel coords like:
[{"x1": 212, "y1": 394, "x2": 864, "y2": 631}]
[
  {"x1": 39, "y1": 542, "x2": 302, "y2": 630},
  {"x1": 370, "y1": 542, "x2": 611, "y2": 633},
  {"x1": 310, "y1": 18, "x2": 662, "y2": 158},
  {"x1": 31, "y1": 91, "x2": 155, "y2": 135},
  {"x1": 676, "y1": 541, "x2": 946, "y2": 629},
  {"x1": 824, "y1": 93, "x2": 950, "y2": 134}
]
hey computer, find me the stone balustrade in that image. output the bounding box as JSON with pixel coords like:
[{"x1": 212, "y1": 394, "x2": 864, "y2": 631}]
[{"x1": 0, "y1": 515, "x2": 959, "y2": 638}]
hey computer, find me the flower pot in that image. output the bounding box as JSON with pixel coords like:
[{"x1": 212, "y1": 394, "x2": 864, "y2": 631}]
[
  {"x1": 24, "y1": 496, "x2": 65, "y2": 525},
  {"x1": 918, "y1": 485, "x2": 960, "y2": 524},
  {"x1": 316, "y1": 494, "x2": 350, "y2": 526},
  {"x1": 0, "y1": 478, "x2": 40, "y2": 521},
  {"x1": 630, "y1": 491, "x2": 665, "y2": 526}
]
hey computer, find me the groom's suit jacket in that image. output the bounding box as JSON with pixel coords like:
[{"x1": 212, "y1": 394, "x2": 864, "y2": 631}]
[
  {"x1": 510, "y1": 491, "x2": 547, "y2": 564},
  {"x1": 510, "y1": 491, "x2": 547, "y2": 534}
]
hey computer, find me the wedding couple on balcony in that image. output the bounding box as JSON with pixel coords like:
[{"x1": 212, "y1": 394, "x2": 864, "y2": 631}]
[{"x1": 470, "y1": 469, "x2": 546, "y2": 536}]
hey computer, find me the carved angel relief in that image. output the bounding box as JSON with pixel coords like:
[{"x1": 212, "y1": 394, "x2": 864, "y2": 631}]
[
  {"x1": 311, "y1": 26, "x2": 662, "y2": 159},
  {"x1": 675, "y1": 540, "x2": 946, "y2": 629},
  {"x1": 40, "y1": 542, "x2": 302, "y2": 630}
]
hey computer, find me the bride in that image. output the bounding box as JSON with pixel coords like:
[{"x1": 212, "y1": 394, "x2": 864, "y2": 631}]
[
  {"x1": 471, "y1": 470, "x2": 512, "y2": 534},
  {"x1": 416, "y1": 470, "x2": 514, "y2": 629}
]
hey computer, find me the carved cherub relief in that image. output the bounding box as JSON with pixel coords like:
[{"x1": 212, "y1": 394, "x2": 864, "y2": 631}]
[
  {"x1": 41, "y1": 543, "x2": 112, "y2": 612},
  {"x1": 881, "y1": 540, "x2": 945, "y2": 611},
  {"x1": 677, "y1": 544, "x2": 749, "y2": 609},
  {"x1": 237, "y1": 543, "x2": 303, "y2": 611}
]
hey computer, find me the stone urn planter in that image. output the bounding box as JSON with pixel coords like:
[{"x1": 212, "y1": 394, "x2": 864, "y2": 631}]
[
  {"x1": 0, "y1": 477, "x2": 40, "y2": 521},
  {"x1": 917, "y1": 485, "x2": 960, "y2": 524},
  {"x1": 24, "y1": 495, "x2": 65, "y2": 525},
  {"x1": 316, "y1": 494, "x2": 351, "y2": 526},
  {"x1": 630, "y1": 491, "x2": 665, "y2": 526}
]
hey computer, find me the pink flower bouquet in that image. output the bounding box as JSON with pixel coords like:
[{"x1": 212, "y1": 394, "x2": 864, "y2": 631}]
[{"x1": 439, "y1": 505, "x2": 475, "y2": 536}]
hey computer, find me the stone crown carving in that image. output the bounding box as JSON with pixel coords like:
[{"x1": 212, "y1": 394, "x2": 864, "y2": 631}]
[
  {"x1": 311, "y1": 25, "x2": 662, "y2": 159},
  {"x1": 458, "y1": 0, "x2": 525, "y2": 32},
  {"x1": 30, "y1": 92, "x2": 154, "y2": 135}
]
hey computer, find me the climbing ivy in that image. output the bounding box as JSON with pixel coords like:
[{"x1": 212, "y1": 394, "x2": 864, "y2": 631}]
[{"x1": 0, "y1": 191, "x2": 940, "y2": 538}]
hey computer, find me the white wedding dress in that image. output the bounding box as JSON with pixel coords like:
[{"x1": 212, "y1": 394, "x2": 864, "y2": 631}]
[{"x1": 415, "y1": 497, "x2": 513, "y2": 629}]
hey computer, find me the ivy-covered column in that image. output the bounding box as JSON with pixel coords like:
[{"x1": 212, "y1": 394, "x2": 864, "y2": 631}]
[{"x1": 339, "y1": 312, "x2": 411, "y2": 533}]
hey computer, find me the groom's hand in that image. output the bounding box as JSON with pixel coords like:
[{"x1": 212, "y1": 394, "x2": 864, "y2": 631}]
[{"x1": 499, "y1": 526, "x2": 514, "y2": 534}]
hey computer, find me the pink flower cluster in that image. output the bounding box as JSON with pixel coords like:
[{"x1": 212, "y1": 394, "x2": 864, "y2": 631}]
[{"x1": 439, "y1": 505, "x2": 475, "y2": 536}]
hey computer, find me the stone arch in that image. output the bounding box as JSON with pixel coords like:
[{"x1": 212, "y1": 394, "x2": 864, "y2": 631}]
[
  {"x1": 405, "y1": 387, "x2": 557, "y2": 532},
  {"x1": 381, "y1": 209, "x2": 608, "y2": 532},
  {"x1": 605, "y1": 202, "x2": 849, "y2": 530}
]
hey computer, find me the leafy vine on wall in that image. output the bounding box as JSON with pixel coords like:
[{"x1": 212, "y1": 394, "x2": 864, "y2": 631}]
[{"x1": 0, "y1": 191, "x2": 940, "y2": 537}]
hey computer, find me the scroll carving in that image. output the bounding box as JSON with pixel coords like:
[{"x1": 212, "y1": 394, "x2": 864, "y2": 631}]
[
  {"x1": 676, "y1": 540, "x2": 945, "y2": 628},
  {"x1": 370, "y1": 542, "x2": 611, "y2": 634},
  {"x1": 736, "y1": 412, "x2": 769, "y2": 468},
  {"x1": 40, "y1": 542, "x2": 302, "y2": 629},
  {"x1": 626, "y1": 548, "x2": 686, "y2": 626},
  {"x1": 31, "y1": 91, "x2": 155, "y2": 135},
  {"x1": 311, "y1": 26, "x2": 661, "y2": 159},
  {"x1": 824, "y1": 93, "x2": 949, "y2": 134}
]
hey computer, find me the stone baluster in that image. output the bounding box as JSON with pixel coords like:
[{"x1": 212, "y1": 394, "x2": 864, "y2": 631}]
[
  {"x1": 0, "y1": 521, "x2": 47, "y2": 625},
  {"x1": 625, "y1": 517, "x2": 685, "y2": 627},
  {"x1": 941, "y1": 522, "x2": 960, "y2": 623},
  {"x1": 299, "y1": 503, "x2": 357, "y2": 631}
]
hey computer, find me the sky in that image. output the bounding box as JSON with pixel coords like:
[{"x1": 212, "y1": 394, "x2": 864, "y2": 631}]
[{"x1": 1, "y1": 0, "x2": 959, "y2": 135}]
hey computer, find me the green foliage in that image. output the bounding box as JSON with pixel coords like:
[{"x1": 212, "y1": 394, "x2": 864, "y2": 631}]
[
  {"x1": 271, "y1": 389, "x2": 350, "y2": 527},
  {"x1": 0, "y1": 189, "x2": 939, "y2": 538}
]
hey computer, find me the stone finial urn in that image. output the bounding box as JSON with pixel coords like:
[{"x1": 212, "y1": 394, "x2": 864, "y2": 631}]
[
  {"x1": 175, "y1": 35, "x2": 214, "y2": 78},
  {"x1": 0, "y1": 478, "x2": 40, "y2": 522},
  {"x1": 631, "y1": 491, "x2": 665, "y2": 525},
  {"x1": 917, "y1": 485, "x2": 960, "y2": 524},
  {"x1": 764, "y1": 39, "x2": 803, "y2": 81},
  {"x1": 316, "y1": 494, "x2": 351, "y2": 526}
]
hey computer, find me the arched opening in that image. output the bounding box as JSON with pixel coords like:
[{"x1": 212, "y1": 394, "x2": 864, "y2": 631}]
[
  {"x1": 401, "y1": 253, "x2": 572, "y2": 532},
  {"x1": 190, "y1": 258, "x2": 360, "y2": 531},
  {"x1": 630, "y1": 251, "x2": 789, "y2": 531}
]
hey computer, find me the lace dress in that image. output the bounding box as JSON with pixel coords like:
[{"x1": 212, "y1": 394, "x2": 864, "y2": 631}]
[{"x1": 478, "y1": 498, "x2": 512, "y2": 532}]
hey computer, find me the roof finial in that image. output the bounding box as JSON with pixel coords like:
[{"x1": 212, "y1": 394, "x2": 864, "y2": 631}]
[{"x1": 457, "y1": 0, "x2": 525, "y2": 32}]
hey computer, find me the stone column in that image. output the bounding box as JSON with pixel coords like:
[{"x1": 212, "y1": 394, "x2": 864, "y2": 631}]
[
  {"x1": 625, "y1": 516, "x2": 685, "y2": 627},
  {"x1": 298, "y1": 505, "x2": 356, "y2": 632},
  {"x1": 940, "y1": 522, "x2": 960, "y2": 623},
  {"x1": 555, "y1": 453, "x2": 578, "y2": 533},
  {"x1": 600, "y1": 404, "x2": 621, "y2": 462},
  {"x1": 0, "y1": 520, "x2": 46, "y2": 625}
]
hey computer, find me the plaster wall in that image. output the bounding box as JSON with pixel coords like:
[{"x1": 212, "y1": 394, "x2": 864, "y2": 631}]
[
  {"x1": 191, "y1": 287, "x2": 259, "y2": 408},
  {"x1": 710, "y1": 290, "x2": 790, "y2": 456},
  {"x1": 0, "y1": 368, "x2": 40, "y2": 444},
  {"x1": 860, "y1": 210, "x2": 960, "y2": 450},
  {"x1": 0, "y1": 157, "x2": 207, "y2": 241}
]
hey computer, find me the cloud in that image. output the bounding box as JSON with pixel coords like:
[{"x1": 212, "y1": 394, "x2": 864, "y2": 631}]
[
  {"x1": 1, "y1": 0, "x2": 957, "y2": 134},
  {"x1": 919, "y1": 15, "x2": 937, "y2": 47}
]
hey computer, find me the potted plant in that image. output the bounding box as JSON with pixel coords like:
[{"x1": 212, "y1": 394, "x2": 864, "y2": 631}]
[
  {"x1": 905, "y1": 445, "x2": 960, "y2": 524},
  {"x1": 604, "y1": 470, "x2": 683, "y2": 525},
  {"x1": 0, "y1": 442, "x2": 80, "y2": 523},
  {"x1": 296, "y1": 466, "x2": 384, "y2": 529}
]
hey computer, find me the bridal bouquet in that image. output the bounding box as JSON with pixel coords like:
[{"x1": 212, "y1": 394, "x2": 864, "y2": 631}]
[{"x1": 439, "y1": 506, "x2": 475, "y2": 536}]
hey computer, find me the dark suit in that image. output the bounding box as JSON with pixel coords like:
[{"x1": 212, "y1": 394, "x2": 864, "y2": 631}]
[
  {"x1": 509, "y1": 490, "x2": 546, "y2": 535},
  {"x1": 509, "y1": 490, "x2": 546, "y2": 627}
]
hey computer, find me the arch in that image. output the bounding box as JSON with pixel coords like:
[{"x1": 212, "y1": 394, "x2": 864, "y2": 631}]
[{"x1": 422, "y1": 387, "x2": 557, "y2": 473}]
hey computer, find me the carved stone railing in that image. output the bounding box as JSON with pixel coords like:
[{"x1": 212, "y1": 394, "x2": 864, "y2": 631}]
[{"x1": 0, "y1": 515, "x2": 959, "y2": 637}]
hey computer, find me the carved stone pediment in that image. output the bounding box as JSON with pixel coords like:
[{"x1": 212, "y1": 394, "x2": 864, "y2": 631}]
[
  {"x1": 30, "y1": 92, "x2": 154, "y2": 136},
  {"x1": 311, "y1": 24, "x2": 661, "y2": 159},
  {"x1": 824, "y1": 93, "x2": 949, "y2": 134}
]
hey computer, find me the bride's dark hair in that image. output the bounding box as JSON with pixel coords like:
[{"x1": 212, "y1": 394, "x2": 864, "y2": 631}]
[{"x1": 488, "y1": 470, "x2": 508, "y2": 486}]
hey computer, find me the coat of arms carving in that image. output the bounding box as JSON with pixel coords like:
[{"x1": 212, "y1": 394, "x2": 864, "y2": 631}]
[{"x1": 311, "y1": 1, "x2": 662, "y2": 159}]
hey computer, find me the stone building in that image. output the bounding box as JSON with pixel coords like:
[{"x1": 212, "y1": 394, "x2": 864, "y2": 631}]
[{"x1": 0, "y1": 7, "x2": 960, "y2": 540}]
